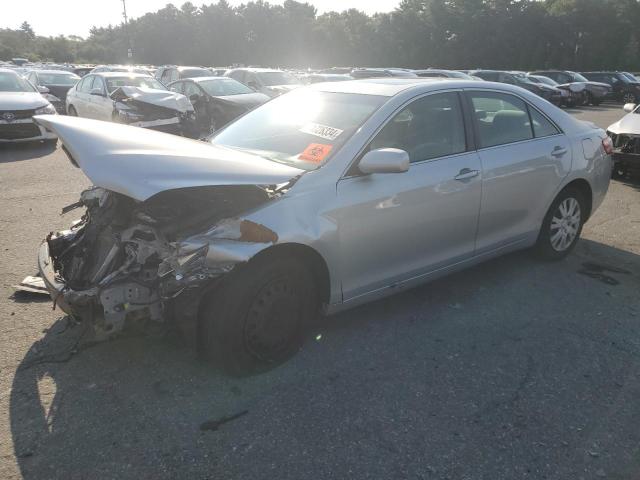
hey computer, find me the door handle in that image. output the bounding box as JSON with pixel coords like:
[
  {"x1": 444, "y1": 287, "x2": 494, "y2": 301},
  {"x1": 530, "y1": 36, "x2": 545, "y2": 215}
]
[
  {"x1": 551, "y1": 146, "x2": 568, "y2": 157},
  {"x1": 454, "y1": 168, "x2": 479, "y2": 181}
]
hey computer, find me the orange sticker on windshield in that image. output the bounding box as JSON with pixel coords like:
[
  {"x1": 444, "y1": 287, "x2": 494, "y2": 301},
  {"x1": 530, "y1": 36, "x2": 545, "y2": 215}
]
[{"x1": 299, "y1": 143, "x2": 333, "y2": 163}]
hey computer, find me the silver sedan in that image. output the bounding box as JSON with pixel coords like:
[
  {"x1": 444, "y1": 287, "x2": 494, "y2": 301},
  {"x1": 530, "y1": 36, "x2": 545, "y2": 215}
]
[{"x1": 35, "y1": 78, "x2": 612, "y2": 374}]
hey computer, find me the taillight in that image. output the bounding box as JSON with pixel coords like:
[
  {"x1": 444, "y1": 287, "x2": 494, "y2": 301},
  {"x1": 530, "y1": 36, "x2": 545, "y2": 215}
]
[{"x1": 602, "y1": 136, "x2": 614, "y2": 155}]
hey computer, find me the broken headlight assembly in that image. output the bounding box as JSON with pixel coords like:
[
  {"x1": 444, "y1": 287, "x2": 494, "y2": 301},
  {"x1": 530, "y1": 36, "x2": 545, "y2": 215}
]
[
  {"x1": 35, "y1": 103, "x2": 57, "y2": 115},
  {"x1": 115, "y1": 107, "x2": 146, "y2": 123}
]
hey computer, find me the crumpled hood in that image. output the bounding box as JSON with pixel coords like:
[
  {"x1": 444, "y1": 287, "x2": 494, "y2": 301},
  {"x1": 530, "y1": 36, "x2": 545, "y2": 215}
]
[
  {"x1": 0, "y1": 92, "x2": 49, "y2": 110},
  {"x1": 33, "y1": 115, "x2": 304, "y2": 202},
  {"x1": 607, "y1": 111, "x2": 640, "y2": 135},
  {"x1": 111, "y1": 86, "x2": 194, "y2": 113}
]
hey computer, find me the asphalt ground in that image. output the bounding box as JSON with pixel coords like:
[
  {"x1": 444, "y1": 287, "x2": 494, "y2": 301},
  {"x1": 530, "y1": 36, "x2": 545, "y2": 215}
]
[{"x1": 1, "y1": 104, "x2": 639, "y2": 480}]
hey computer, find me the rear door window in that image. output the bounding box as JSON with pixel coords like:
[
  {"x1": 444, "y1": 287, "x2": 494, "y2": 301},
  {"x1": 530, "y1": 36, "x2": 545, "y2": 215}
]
[{"x1": 469, "y1": 91, "x2": 533, "y2": 148}]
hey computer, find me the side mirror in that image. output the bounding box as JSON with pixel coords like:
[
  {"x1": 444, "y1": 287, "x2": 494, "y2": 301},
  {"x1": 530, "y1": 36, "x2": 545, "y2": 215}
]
[
  {"x1": 90, "y1": 88, "x2": 104, "y2": 96},
  {"x1": 37, "y1": 85, "x2": 50, "y2": 94},
  {"x1": 247, "y1": 81, "x2": 259, "y2": 90},
  {"x1": 623, "y1": 103, "x2": 636, "y2": 113},
  {"x1": 359, "y1": 148, "x2": 410, "y2": 174},
  {"x1": 189, "y1": 93, "x2": 201, "y2": 104}
]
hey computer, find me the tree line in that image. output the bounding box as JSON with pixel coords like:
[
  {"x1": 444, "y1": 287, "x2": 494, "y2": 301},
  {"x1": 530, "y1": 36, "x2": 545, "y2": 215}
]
[{"x1": 1, "y1": 0, "x2": 639, "y2": 71}]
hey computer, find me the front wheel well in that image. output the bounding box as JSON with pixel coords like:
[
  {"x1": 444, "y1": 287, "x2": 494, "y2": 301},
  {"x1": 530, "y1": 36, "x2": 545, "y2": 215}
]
[
  {"x1": 562, "y1": 179, "x2": 593, "y2": 221},
  {"x1": 248, "y1": 243, "x2": 331, "y2": 307}
]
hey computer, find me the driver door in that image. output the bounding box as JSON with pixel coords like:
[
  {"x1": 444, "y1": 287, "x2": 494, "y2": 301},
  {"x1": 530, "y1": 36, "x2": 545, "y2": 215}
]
[{"x1": 334, "y1": 91, "x2": 482, "y2": 301}]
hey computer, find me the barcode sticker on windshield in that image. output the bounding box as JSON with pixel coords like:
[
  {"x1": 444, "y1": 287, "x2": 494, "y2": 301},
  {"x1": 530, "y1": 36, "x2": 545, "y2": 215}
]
[{"x1": 300, "y1": 123, "x2": 344, "y2": 141}]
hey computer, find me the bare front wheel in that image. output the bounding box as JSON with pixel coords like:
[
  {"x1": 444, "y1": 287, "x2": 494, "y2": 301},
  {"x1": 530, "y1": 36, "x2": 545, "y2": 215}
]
[{"x1": 535, "y1": 188, "x2": 585, "y2": 260}]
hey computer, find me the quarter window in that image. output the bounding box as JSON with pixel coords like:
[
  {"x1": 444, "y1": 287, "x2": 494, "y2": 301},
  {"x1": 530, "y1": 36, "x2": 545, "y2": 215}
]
[
  {"x1": 470, "y1": 92, "x2": 533, "y2": 148},
  {"x1": 368, "y1": 92, "x2": 466, "y2": 163},
  {"x1": 529, "y1": 107, "x2": 559, "y2": 138}
]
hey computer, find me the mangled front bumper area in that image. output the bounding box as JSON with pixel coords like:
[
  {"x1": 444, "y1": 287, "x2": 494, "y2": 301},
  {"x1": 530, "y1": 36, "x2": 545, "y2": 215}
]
[
  {"x1": 37, "y1": 186, "x2": 277, "y2": 340},
  {"x1": 608, "y1": 131, "x2": 640, "y2": 174}
]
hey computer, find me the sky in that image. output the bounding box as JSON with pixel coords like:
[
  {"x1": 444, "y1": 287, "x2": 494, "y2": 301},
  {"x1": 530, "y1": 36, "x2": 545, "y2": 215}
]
[{"x1": 2, "y1": 0, "x2": 401, "y2": 38}]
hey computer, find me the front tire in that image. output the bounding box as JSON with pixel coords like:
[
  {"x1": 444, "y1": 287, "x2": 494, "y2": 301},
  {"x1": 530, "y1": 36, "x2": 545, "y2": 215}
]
[
  {"x1": 67, "y1": 105, "x2": 77, "y2": 116},
  {"x1": 534, "y1": 188, "x2": 586, "y2": 260},
  {"x1": 622, "y1": 92, "x2": 637, "y2": 105},
  {"x1": 200, "y1": 254, "x2": 318, "y2": 376}
]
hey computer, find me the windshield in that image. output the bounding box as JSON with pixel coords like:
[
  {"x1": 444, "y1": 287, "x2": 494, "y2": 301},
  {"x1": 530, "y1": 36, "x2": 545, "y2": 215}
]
[
  {"x1": 532, "y1": 75, "x2": 558, "y2": 86},
  {"x1": 446, "y1": 71, "x2": 473, "y2": 79},
  {"x1": 257, "y1": 71, "x2": 299, "y2": 86},
  {"x1": 0, "y1": 72, "x2": 36, "y2": 92},
  {"x1": 622, "y1": 72, "x2": 639, "y2": 82},
  {"x1": 571, "y1": 72, "x2": 589, "y2": 82},
  {"x1": 180, "y1": 68, "x2": 212, "y2": 78},
  {"x1": 37, "y1": 72, "x2": 80, "y2": 85},
  {"x1": 106, "y1": 76, "x2": 166, "y2": 93},
  {"x1": 199, "y1": 78, "x2": 253, "y2": 96},
  {"x1": 211, "y1": 89, "x2": 386, "y2": 170}
]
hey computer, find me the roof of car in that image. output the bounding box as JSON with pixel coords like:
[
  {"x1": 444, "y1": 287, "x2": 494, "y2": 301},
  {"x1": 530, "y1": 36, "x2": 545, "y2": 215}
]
[
  {"x1": 230, "y1": 68, "x2": 286, "y2": 73},
  {"x1": 308, "y1": 77, "x2": 481, "y2": 96},
  {"x1": 90, "y1": 72, "x2": 153, "y2": 78},
  {"x1": 0, "y1": 68, "x2": 19, "y2": 74},
  {"x1": 29, "y1": 69, "x2": 78, "y2": 75}
]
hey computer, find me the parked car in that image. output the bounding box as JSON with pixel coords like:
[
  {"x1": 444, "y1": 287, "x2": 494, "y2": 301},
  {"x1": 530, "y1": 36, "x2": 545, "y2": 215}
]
[
  {"x1": 300, "y1": 73, "x2": 352, "y2": 84},
  {"x1": 66, "y1": 72, "x2": 195, "y2": 135},
  {"x1": 350, "y1": 68, "x2": 419, "y2": 79},
  {"x1": 168, "y1": 76, "x2": 269, "y2": 137},
  {"x1": 471, "y1": 70, "x2": 563, "y2": 106},
  {"x1": 91, "y1": 65, "x2": 154, "y2": 76},
  {"x1": 25, "y1": 69, "x2": 81, "y2": 114},
  {"x1": 155, "y1": 66, "x2": 213, "y2": 86},
  {"x1": 413, "y1": 69, "x2": 478, "y2": 80},
  {"x1": 606, "y1": 102, "x2": 640, "y2": 177},
  {"x1": 35, "y1": 78, "x2": 611, "y2": 374},
  {"x1": 225, "y1": 68, "x2": 302, "y2": 98},
  {"x1": 0, "y1": 68, "x2": 57, "y2": 143},
  {"x1": 530, "y1": 71, "x2": 610, "y2": 105},
  {"x1": 72, "y1": 66, "x2": 95, "y2": 77},
  {"x1": 581, "y1": 71, "x2": 640, "y2": 105},
  {"x1": 526, "y1": 74, "x2": 586, "y2": 107}
]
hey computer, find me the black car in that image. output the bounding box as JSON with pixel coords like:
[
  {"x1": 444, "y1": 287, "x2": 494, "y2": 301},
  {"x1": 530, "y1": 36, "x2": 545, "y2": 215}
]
[
  {"x1": 25, "y1": 69, "x2": 80, "y2": 114},
  {"x1": 581, "y1": 71, "x2": 640, "y2": 104},
  {"x1": 470, "y1": 70, "x2": 563, "y2": 106},
  {"x1": 168, "y1": 76, "x2": 270, "y2": 138},
  {"x1": 155, "y1": 66, "x2": 213, "y2": 86},
  {"x1": 530, "y1": 70, "x2": 610, "y2": 105}
]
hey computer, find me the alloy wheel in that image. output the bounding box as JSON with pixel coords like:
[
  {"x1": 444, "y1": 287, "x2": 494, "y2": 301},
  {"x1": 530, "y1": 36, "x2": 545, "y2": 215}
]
[
  {"x1": 549, "y1": 197, "x2": 581, "y2": 252},
  {"x1": 623, "y1": 92, "x2": 637, "y2": 104}
]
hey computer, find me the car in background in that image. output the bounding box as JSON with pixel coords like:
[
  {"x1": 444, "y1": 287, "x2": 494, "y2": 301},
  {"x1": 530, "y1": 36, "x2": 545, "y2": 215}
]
[
  {"x1": 66, "y1": 72, "x2": 195, "y2": 135},
  {"x1": 72, "y1": 66, "x2": 95, "y2": 78},
  {"x1": 581, "y1": 71, "x2": 640, "y2": 105},
  {"x1": 25, "y1": 70, "x2": 81, "y2": 114},
  {"x1": 155, "y1": 66, "x2": 213, "y2": 86},
  {"x1": 606, "y1": 102, "x2": 640, "y2": 177},
  {"x1": 413, "y1": 69, "x2": 478, "y2": 80},
  {"x1": 530, "y1": 71, "x2": 610, "y2": 105},
  {"x1": 168, "y1": 76, "x2": 269, "y2": 137},
  {"x1": 225, "y1": 68, "x2": 302, "y2": 98},
  {"x1": 91, "y1": 65, "x2": 154, "y2": 76},
  {"x1": 350, "y1": 68, "x2": 418, "y2": 79},
  {"x1": 300, "y1": 73, "x2": 352, "y2": 84},
  {"x1": 0, "y1": 68, "x2": 57, "y2": 143},
  {"x1": 471, "y1": 70, "x2": 563, "y2": 106},
  {"x1": 527, "y1": 74, "x2": 586, "y2": 107},
  {"x1": 35, "y1": 78, "x2": 611, "y2": 374}
]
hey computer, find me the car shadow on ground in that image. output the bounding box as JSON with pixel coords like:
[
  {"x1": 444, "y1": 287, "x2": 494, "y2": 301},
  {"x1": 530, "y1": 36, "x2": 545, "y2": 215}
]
[
  {"x1": 0, "y1": 141, "x2": 57, "y2": 163},
  {"x1": 9, "y1": 239, "x2": 640, "y2": 479}
]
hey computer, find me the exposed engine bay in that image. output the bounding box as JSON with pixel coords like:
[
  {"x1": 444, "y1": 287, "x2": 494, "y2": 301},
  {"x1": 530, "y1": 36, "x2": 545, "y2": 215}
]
[
  {"x1": 41, "y1": 185, "x2": 283, "y2": 340},
  {"x1": 608, "y1": 131, "x2": 640, "y2": 175}
]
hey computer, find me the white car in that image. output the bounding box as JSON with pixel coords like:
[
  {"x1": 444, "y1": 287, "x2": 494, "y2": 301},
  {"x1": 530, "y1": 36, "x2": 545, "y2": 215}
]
[
  {"x1": 0, "y1": 68, "x2": 57, "y2": 143},
  {"x1": 606, "y1": 102, "x2": 640, "y2": 177},
  {"x1": 66, "y1": 72, "x2": 195, "y2": 135}
]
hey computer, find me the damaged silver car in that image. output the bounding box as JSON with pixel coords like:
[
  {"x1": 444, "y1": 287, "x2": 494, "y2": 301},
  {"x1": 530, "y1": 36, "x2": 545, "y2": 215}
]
[
  {"x1": 607, "y1": 102, "x2": 640, "y2": 178},
  {"x1": 65, "y1": 72, "x2": 195, "y2": 135},
  {"x1": 35, "y1": 79, "x2": 612, "y2": 374}
]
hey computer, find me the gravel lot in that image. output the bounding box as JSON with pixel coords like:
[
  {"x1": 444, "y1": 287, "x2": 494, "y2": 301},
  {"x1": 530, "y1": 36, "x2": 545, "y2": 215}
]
[{"x1": 1, "y1": 105, "x2": 639, "y2": 480}]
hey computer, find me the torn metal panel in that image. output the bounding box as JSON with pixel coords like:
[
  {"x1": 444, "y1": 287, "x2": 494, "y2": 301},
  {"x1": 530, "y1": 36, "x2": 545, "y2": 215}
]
[{"x1": 13, "y1": 276, "x2": 49, "y2": 295}]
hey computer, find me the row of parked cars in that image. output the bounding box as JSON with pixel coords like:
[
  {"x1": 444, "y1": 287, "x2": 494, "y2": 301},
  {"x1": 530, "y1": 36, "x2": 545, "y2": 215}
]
[{"x1": 1, "y1": 61, "x2": 640, "y2": 147}]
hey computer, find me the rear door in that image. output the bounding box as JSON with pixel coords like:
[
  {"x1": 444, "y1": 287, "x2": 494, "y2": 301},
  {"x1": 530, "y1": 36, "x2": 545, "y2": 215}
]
[
  {"x1": 465, "y1": 90, "x2": 571, "y2": 253},
  {"x1": 335, "y1": 91, "x2": 482, "y2": 300},
  {"x1": 88, "y1": 76, "x2": 113, "y2": 121},
  {"x1": 73, "y1": 75, "x2": 94, "y2": 117}
]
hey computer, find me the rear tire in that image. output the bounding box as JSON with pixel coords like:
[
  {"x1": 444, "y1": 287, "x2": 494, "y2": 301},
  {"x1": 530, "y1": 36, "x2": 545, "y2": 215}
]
[
  {"x1": 534, "y1": 187, "x2": 586, "y2": 261},
  {"x1": 622, "y1": 92, "x2": 637, "y2": 105},
  {"x1": 200, "y1": 254, "x2": 318, "y2": 376}
]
